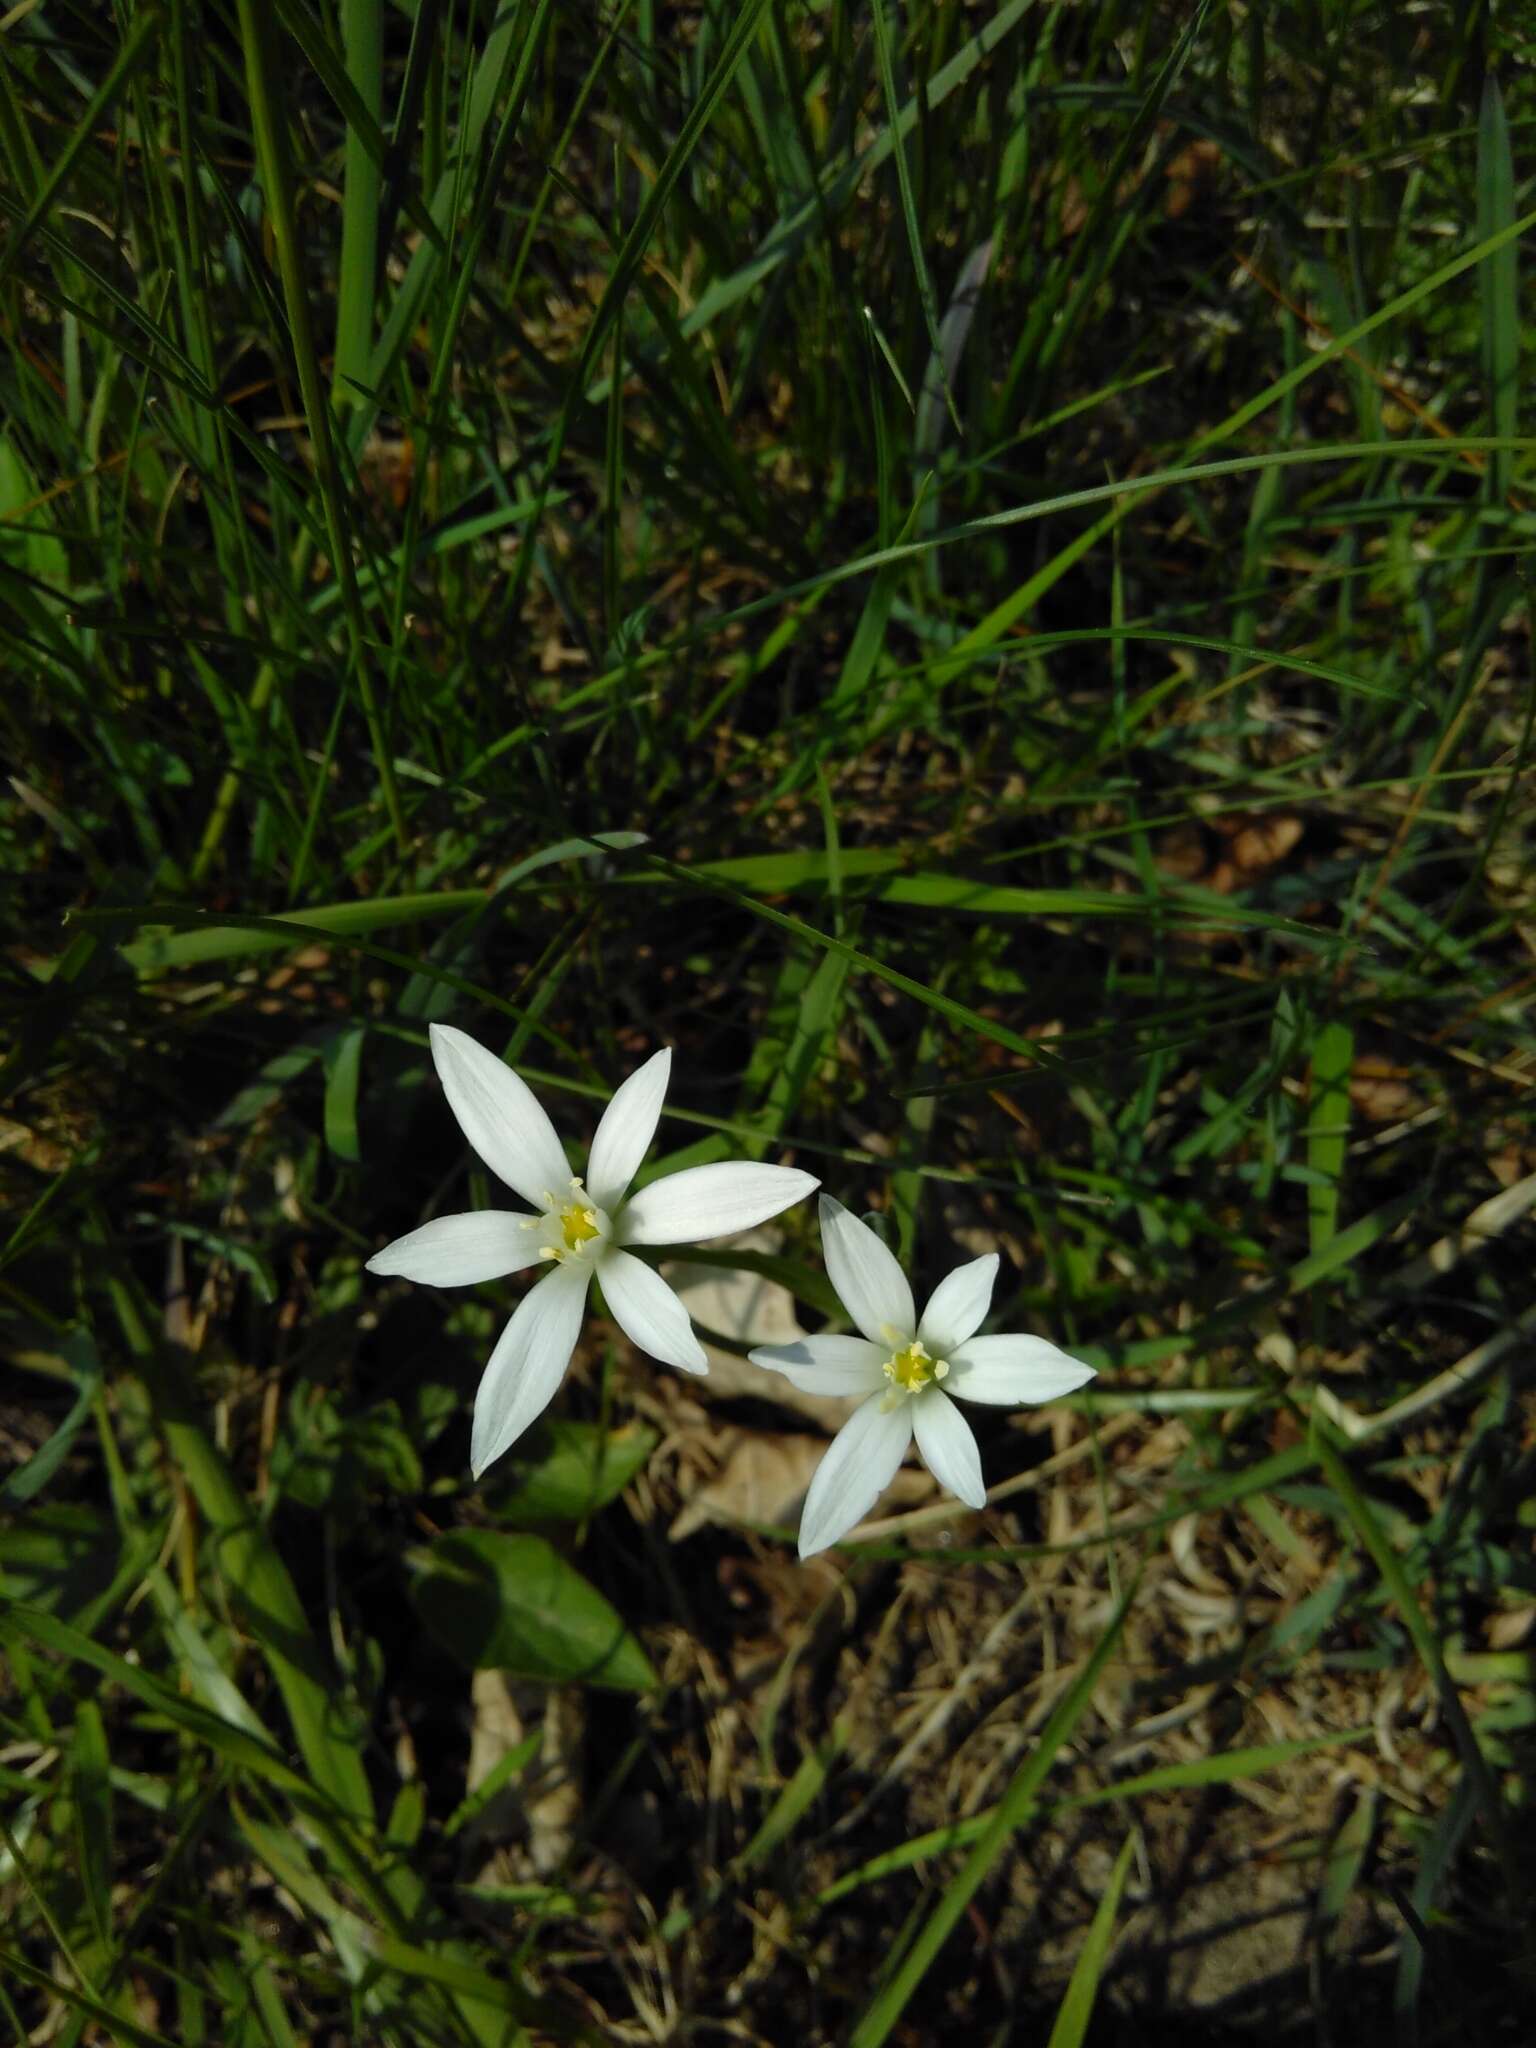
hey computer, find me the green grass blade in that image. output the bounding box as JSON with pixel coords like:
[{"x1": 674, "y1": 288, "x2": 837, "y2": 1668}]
[
  {"x1": 332, "y1": 0, "x2": 383, "y2": 415},
  {"x1": 0, "y1": 5, "x2": 164, "y2": 292},
  {"x1": 1313, "y1": 1431, "x2": 1520, "y2": 1912},
  {"x1": 1306, "y1": 1019, "x2": 1354, "y2": 1257},
  {"x1": 818, "y1": 1729, "x2": 1368, "y2": 1906},
  {"x1": 70, "y1": 1699, "x2": 114, "y2": 1954},
  {"x1": 868, "y1": 0, "x2": 949, "y2": 434},
  {"x1": 848, "y1": 1578, "x2": 1138, "y2": 2048},
  {"x1": 1045, "y1": 1830, "x2": 1137, "y2": 2048},
  {"x1": 102, "y1": 1260, "x2": 375, "y2": 1826},
  {"x1": 1476, "y1": 75, "x2": 1517, "y2": 509},
  {"x1": 234, "y1": 0, "x2": 405, "y2": 855}
]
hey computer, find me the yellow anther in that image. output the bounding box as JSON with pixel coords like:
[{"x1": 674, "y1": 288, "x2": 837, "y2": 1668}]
[
  {"x1": 882, "y1": 1338, "x2": 946, "y2": 1395},
  {"x1": 559, "y1": 1202, "x2": 599, "y2": 1252},
  {"x1": 532, "y1": 1178, "x2": 606, "y2": 1262}
]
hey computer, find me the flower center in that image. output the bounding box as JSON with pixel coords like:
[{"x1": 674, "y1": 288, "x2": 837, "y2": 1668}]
[
  {"x1": 522, "y1": 1179, "x2": 610, "y2": 1264},
  {"x1": 559, "y1": 1200, "x2": 600, "y2": 1252},
  {"x1": 882, "y1": 1337, "x2": 948, "y2": 1399}
]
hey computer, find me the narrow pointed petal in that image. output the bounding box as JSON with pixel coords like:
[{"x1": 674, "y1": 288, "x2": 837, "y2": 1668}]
[
  {"x1": 797, "y1": 1392, "x2": 913, "y2": 1559},
  {"x1": 749, "y1": 1335, "x2": 888, "y2": 1396},
  {"x1": 944, "y1": 1334, "x2": 1097, "y2": 1407},
  {"x1": 618, "y1": 1161, "x2": 819, "y2": 1246},
  {"x1": 430, "y1": 1023, "x2": 571, "y2": 1209},
  {"x1": 597, "y1": 1248, "x2": 708, "y2": 1375},
  {"x1": 366, "y1": 1211, "x2": 544, "y2": 1287},
  {"x1": 912, "y1": 1389, "x2": 986, "y2": 1508},
  {"x1": 585, "y1": 1048, "x2": 671, "y2": 1211},
  {"x1": 470, "y1": 1264, "x2": 589, "y2": 1477},
  {"x1": 818, "y1": 1195, "x2": 915, "y2": 1346},
  {"x1": 917, "y1": 1254, "x2": 999, "y2": 1356}
]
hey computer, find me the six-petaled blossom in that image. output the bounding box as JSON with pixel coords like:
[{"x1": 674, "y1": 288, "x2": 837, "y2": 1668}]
[
  {"x1": 366, "y1": 1025, "x2": 819, "y2": 1477},
  {"x1": 750, "y1": 1196, "x2": 1095, "y2": 1558}
]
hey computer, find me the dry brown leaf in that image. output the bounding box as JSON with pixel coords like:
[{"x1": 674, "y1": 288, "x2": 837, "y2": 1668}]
[
  {"x1": 0, "y1": 1116, "x2": 70, "y2": 1173},
  {"x1": 1155, "y1": 822, "x2": 1209, "y2": 881},
  {"x1": 669, "y1": 1428, "x2": 827, "y2": 1541},
  {"x1": 1348, "y1": 1054, "x2": 1420, "y2": 1123},
  {"x1": 1485, "y1": 1605, "x2": 1536, "y2": 1650},
  {"x1": 1230, "y1": 813, "x2": 1303, "y2": 873},
  {"x1": 663, "y1": 1233, "x2": 850, "y2": 1426},
  {"x1": 1164, "y1": 137, "x2": 1223, "y2": 219}
]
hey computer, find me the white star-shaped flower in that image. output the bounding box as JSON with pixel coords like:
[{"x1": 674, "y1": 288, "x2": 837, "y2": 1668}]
[
  {"x1": 750, "y1": 1196, "x2": 1095, "y2": 1557},
  {"x1": 368, "y1": 1025, "x2": 819, "y2": 1477}
]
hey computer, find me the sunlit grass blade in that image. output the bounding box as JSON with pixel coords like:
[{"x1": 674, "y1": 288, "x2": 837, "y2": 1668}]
[
  {"x1": 1045, "y1": 1831, "x2": 1138, "y2": 2048},
  {"x1": 848, "y1": 1578, "x2": 1138, "y2": 2048},
  {"x1": 818, "y1": 1728, "x2": 1371, "y2": 1905},
  {"x1": 233, "y1": 0, "x2": 405, "y2": 857}
]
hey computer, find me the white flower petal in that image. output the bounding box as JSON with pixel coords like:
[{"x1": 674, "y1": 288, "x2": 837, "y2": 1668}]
[
  {"x1": 470, "y1": 1264, "x2": 590, "y2": 1477},
  {"x1": 429, "y1": 1023, "x2": 571, "y2": 1209},
  {"x1": 366, "y1": 1211, "x2": 544, "y2": 1287},
  {"x1": 917, "y1": 1254, "x2": 999, "y2": 1356},
  {"x1": 618, "y1": 1161, "x2": 819, "y2": 1246},
  {"x1": 911, "y1": 1389, "x2": 986, "y2": 1509},
  {"x1": 597, "y1": 1248, "x2": 708, "y2": 1375},
  {"x1": 585, "y1": 1048, "x2": 671, "y2": 1212},
  {"x1": 797, "y1": 1392, "x2": 913, "y2": 1559},
  {"x1": 817, "y1": 1195, "x2": 916, "y2": 1346},
  {"x1": 944, "y1": 1334, "x2": 1097, "y2": 1407},
  {"x1": 748, "y1": 1335, "x2": 888, "y2": 1396}
]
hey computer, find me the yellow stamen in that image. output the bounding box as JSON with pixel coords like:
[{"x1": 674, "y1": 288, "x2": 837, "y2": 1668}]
[
  {"x1": 531, "y1": 1177, "x2": 606, "y2": 1261},
  {"x1": 559, "y1": 1201, "x2": 599, "y2": 1252},
  {"x1": 882, "y1": 1338, "x2": 947, "y2": 1395}
]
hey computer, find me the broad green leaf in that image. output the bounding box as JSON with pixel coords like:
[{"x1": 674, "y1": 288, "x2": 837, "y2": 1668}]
[
  {"x1": 322, "y1": 1022, "x2": 365, "y2": 1163},
  {"x1": 495, "y1": 1420, "x2": 658, "y2": 1524},
  {"x1": 409, "y1": 1529, "x2": 656, "y2": 1692}
]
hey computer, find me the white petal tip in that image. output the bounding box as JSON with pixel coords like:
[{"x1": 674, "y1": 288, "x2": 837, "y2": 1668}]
[{"x1": 470, "y1": 1441, "x2": 507, "y2": 1481}]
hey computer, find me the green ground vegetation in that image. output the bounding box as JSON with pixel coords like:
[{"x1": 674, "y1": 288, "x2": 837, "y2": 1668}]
[{"x1": 3, "y1": 1, "x2": 1535, "y2": 2041}]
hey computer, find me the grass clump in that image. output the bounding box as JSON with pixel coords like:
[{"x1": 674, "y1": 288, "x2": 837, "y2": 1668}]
[{"x1": 3, "y1": 2, "x2": 1534, "y2": 2042}]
